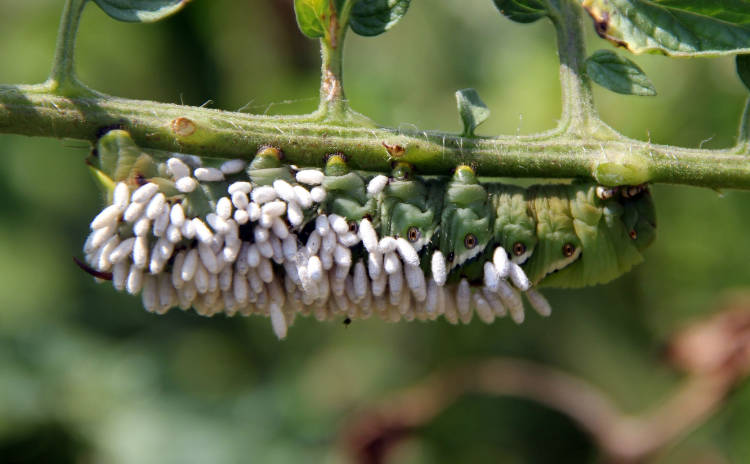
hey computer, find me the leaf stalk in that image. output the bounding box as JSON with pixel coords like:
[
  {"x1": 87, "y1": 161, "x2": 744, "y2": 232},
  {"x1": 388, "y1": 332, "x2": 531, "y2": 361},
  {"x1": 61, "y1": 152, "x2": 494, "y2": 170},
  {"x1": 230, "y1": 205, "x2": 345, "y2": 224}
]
[
  {"x1": 549, "y1": 0, "x2": 615, "y2": 139},
  {"x1": 47, "y1": 0, "x2": 100, "y2": 98}
]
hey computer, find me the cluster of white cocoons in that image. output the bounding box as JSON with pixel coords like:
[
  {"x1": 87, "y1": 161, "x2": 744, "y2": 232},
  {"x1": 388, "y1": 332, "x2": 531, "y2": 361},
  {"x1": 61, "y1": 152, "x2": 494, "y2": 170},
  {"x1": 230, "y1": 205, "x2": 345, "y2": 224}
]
[{"x1": 84, "y1": 157, "x2": 551, "y2": 339}]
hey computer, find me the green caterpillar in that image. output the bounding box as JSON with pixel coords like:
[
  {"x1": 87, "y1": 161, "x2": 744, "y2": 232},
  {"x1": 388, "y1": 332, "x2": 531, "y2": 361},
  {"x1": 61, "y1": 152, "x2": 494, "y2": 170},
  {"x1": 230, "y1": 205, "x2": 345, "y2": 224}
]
[
  {"x1": 83, "y1": 130, "x2": 656, "y2": 337},
  {"x1": 317, "y1": 158, "x2": 655, "y2": 288}
]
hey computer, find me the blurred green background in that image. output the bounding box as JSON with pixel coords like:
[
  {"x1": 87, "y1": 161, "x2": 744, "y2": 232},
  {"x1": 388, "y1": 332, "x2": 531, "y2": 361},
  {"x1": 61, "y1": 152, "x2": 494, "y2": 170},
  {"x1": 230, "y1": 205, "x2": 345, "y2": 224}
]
[{"x1": 1, "y1": 1, "x2": 750, "y2": 463}]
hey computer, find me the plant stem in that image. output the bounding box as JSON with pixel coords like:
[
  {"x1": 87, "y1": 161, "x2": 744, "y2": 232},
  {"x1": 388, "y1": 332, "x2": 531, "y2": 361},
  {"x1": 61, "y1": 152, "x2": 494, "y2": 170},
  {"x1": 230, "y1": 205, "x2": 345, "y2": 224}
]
[
  {"x1": 316, "y1": 0, "x2": 357, "y2": 123},
  {"x1": 738, "y1": 96, "x2": 750, "y2": 152},
  {"x1": 318, "y1": 37, "x2": 347, "y2": 121},
  {"x1": 549, "y1": 0, "x2": 614, "y2": 139},
  {"x1": 1, "y1": 86, "x2": 750, "y2": 189},
  {"x1": 47, "y1": 0, "x2": 97, "y2": 97}
]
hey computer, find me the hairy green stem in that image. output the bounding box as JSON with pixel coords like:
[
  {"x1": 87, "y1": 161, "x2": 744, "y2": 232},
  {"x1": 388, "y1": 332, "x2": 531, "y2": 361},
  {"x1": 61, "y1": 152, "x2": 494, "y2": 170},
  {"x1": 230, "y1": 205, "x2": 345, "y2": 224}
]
[
  {"x1": 549, "y1": 0, "x2": 613, "y2": 138},
  {"x1": 1, "y1": 85, "x2": 749, "y2": 189},
  {"x1": 316, "y1": 0, "x2": 356, "y2": 123},
  {"x1": 46, "y1": 0, "x2": 99, "y2": 97},
  {"x1": 318, "y1": 37, "x2": 347, "y2": 120},
  {"x1": 738, "y1": 96, "x2": 750, "y2": 153}
]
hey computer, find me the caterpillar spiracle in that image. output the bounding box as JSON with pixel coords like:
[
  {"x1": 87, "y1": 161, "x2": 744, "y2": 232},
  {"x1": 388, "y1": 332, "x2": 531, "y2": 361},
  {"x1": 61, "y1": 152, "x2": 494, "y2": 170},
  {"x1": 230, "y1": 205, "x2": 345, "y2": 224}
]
[{"x1": 82, "y1": 130, "x2": 656, "y2": 338}]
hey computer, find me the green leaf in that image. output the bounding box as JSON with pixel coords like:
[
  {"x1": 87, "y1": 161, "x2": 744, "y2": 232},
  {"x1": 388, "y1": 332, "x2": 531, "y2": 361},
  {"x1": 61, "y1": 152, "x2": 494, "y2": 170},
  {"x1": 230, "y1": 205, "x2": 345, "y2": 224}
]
[
  {"x1": 92, "y1": 0, "x2": 189, "y2": 23},
  {"x1": 581, "y1": 0, "x2": 750, "y2": 56},
  {"x1": 585, "y1": 50, "x2": 656, "y2": 96},
  {"x1": 294, "y1": 0, "x2": 332, "y2": 39},
  {"x1": 350, "y1": 0, "x2": 411, "y2": 36},
  {"x1": 650, "y1": 1, "x2": 750, "y2": 25},
  {"x1": 492, "y1": 0, "x2": 548, "y2": 24},
  {"x1": 738, "y1": 55, "x2": 750, "y2": 92},
  {"x1": 456, "y1": 88, "x2": 490, "y2": 137}
]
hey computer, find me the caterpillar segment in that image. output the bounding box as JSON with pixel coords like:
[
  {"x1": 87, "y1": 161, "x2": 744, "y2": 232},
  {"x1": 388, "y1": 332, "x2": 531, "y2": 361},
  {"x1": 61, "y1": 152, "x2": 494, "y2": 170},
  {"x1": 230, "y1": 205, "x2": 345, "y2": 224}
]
[{"x1": 83, "y1": 130, "x2": 656, "y2": 338}]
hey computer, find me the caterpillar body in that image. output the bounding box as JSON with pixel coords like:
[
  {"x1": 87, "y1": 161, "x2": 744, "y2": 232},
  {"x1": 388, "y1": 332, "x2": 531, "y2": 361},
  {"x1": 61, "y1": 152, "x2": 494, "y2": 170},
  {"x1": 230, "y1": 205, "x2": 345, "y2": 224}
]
[{"x1": 83, "y1": 130, "x2": 656, "y2": 338}]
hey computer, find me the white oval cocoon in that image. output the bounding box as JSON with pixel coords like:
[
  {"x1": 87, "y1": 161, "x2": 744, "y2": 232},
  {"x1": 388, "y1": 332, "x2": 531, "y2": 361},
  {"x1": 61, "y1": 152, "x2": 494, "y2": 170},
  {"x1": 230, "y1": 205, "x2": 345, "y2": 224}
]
[
  {"x1": 228, "y1": 181, "x2": 252, "y2": 195},
  {"x1": 293, "y1": 186, "x2": 312, "y2": 208},
  {"x1": 353, "y1": 261, "x2": 368, "y2": 300},
  {"x1": 233, "y1": 209, "x2": 249, "y2": 225},
  {"x1": 508, "y1": 262, "x2": 531, "y2": 291},
  {"x1": 132, "y1": 183, "x2": 159, "y2": 203},
  {"x1": 220, "y1": 159, "x2": 246, "y2": 174},
  {"x1": 367, "y1": 175, "x2": 389, "y2": 196},
  {"x1": 308, "y1": 255, "x2": 324, "y2": 282},
  {"x1": 333, "y1": 244, "x2": 352, "y2": 268},
  {"x1": 175, "y1": 176, "x2": 198, "y2": 193},
  {"x1": 473, "y1": 292, "x2": 495, "y2": 324},
  {"x1": 287, "y1": 201, "x2": 303, "y2": 227},
  {"x1": 133, "y1": 236, "x2": 149, "y2": 269},
  {"x1": 358, "y1": 218, "x2": 378, "y2": 252},
  {"x1": 496, "y1": 280, "x2": 524, "y2": 324},
  {"x1": 493, "y1": 247, "x2": 511, "y2": 278},
  {"x1": 310, "y1": 186, "x2": 327, "y2": 203},
  {"x1": 525, "y1": 288, "x2": 552, "y2": 317},
  {"x1": 338, "y1": 232, "x2": 360, "y2": 247},
  {"x1": 90, "y1": 204, "x2": 122, "y2": 230},
  {"x1": 378, "y1": 236, "x2": 397, "y2": 254},
  {"x1": 181, "y1": 248, "x2": 199, "y2": 281},
  {"x1": 328, "y1": 214, "x2": 348, "y2": 235},
  {"x1": 246, "y1": 244, "x2": 261, "y2": 268},
  {"x1": 167, "y1": 157, "x2": 191, "y2": 179},
  {"x1": 456, "y1": 279, "x2": 471, "y2": 316},
  {"x1": 395, "y1": 238, "x2": 419, "y2": 267},
  {"x1": 126, "y1": 265, "x2": 144, "y2": 295},
  {"x1": 192, "y1": 218, "x2": 215, "y2": 243},
  {"x1": 269, "y1": 303, "x2": 288, "y2": 339},
  {"x1": 273, "y1": 179, "x2": 296, "y2": 203},
  {"x1": 271, "y1": 217, "x2": 289, "y2": 240},
  {"x1": 483, "y1": 261, "x2": 500, "y2": 292},
  {"x1": 247, "y1": 202, "x2": 261, "y2": 221},
  {"x1": 431, "y1": 251, "x2": 447, "y2": 286},
  {"x1": 198, "y1": 243, "x2": 220, "y2": 274},
  {"x1": 112, "y1": 182, "x2": 130, "y2": 209},
  {"x1": 367, "y1": 252, "x2": 383, "y2": 278},
  {"x1": 153, "y1": 208, "x2": 170, "y2": 237},
  {"x1": 109, "y1": 237, "x2": 136, "y2": 264},
  {"x1": 251, "y1": 185, "x2": 277, "y2": 204},
  {"x1": 296, "y1": 169, "x2": 324, "y2": 185},
  {"x1": 231, "y1": 191, "x2": 249, "y2": 210},
  {"x1": 216, "y1": 197, "x2": 233, "y2": 220},
  {"x1": 194, "y1": 167, "x2": 224, "y2": 182},
  {"x1": 169, "y1": 203, "x2": 185, "y2": 227},
  {"x1": 123, "y1": 200, "x2": 146, "y2": 223},
  {"x1": 261, "y1": 200, "x2": 286, "y2": 217}
]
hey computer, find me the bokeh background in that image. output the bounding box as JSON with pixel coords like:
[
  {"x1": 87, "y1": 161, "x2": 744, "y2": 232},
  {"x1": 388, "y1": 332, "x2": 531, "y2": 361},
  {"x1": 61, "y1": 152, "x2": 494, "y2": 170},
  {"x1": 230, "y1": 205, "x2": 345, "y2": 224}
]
[{"x1": 1, "y1": 1, "x2": 750, "y2": 463}]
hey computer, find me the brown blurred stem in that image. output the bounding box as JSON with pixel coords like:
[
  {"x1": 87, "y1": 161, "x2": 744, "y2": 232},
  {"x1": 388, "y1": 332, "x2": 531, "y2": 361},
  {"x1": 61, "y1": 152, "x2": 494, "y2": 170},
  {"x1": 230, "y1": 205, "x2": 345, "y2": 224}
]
[{"x1": 342, "y1": 300, "x2": 750, "y2": 464}]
